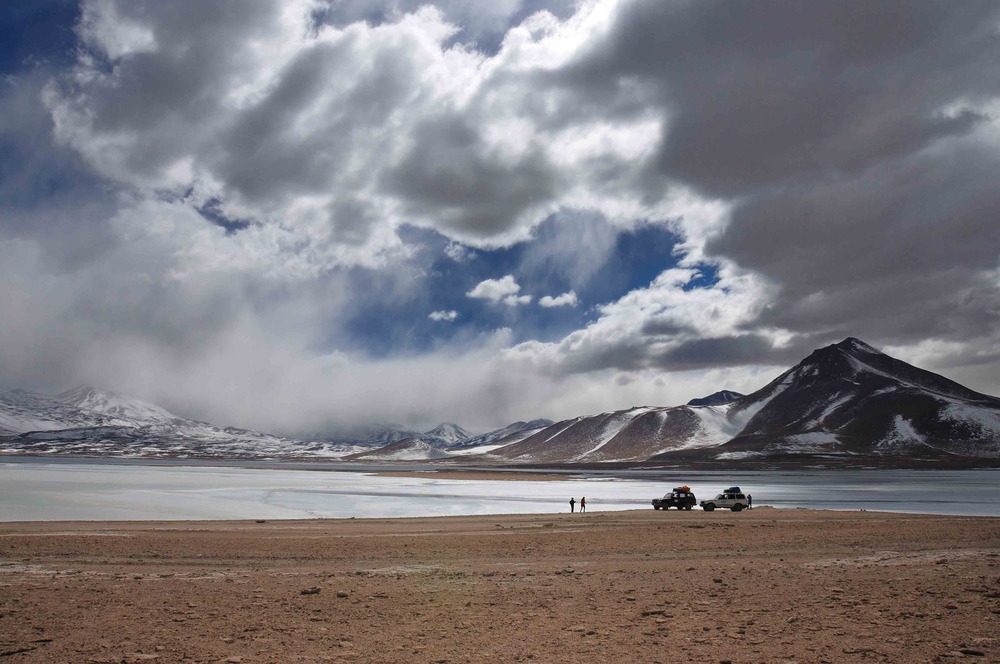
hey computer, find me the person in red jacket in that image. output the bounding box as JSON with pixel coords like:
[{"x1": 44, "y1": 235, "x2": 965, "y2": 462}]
[{"x1": 580, "y1": 496, "x2": 586, "y2": 513}]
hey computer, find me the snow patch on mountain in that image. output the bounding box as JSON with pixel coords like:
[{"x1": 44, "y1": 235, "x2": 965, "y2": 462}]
[
  {"x1": 878, "y1": 415, "x2": 927, "y2": 451},
  {"x1": 804, "y1": 394, "x2": 854, "y2": 428},
  {"x1": 939, "y1": 399, "x2": 1000, "y2": 438},
  {"x1": 779, "y1": 432, "x2": 841, "y2": 450},
  {"x1": 728, "y1": 373, "x2": 794, "y2": 429},
  {"x1": 682, "y1": 404, "x2": 741, "y2": 449},
  {"x1": 575, "y1": 408, "x2": 655, "y2": 460}
]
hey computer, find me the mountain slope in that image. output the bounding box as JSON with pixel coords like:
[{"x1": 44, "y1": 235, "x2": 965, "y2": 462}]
[
  {"x1": 450, "y1": 419, "x2": 554, "y2": 450},
  {"x1": 488, "y1": 403, "x2": 745, "y2": 463}
]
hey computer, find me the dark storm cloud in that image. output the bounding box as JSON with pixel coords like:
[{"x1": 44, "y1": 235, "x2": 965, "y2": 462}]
[
  {"x1": 583, "y1": 0, "x2": 1000, "y2": 196},
  {"x1": 639, "y1": 318, "x2": 692, "y2": 337},
  {"x1": 384, "y1": 114, "x2": 561, "y2": 238},
  {"x1": 711, "y1": 142, "x2": 1000, "y2": 347},
  {"x1": 654, "y1": 335, "x2": 783, "y2": 371}
]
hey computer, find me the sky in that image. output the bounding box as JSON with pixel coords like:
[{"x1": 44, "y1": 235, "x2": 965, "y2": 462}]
[{"x1": 1, "y1": 0, "x2": 999, "y2": 435}]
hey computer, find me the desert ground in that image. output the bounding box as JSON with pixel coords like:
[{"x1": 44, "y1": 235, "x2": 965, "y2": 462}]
[{"x1": 1, "y1": 508, "x2": 998, "y2": 663}]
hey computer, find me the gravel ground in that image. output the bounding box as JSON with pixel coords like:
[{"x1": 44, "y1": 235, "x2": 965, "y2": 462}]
[{"x1": 1, "y1": 507, "x2": 998, "y2": 663}]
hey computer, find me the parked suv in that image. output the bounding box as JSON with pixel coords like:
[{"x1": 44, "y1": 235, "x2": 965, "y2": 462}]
[
  {"x1": 652, "y1": 486, "x2": 697, "y2": 510},
  {"x1": 700, "y1": 487, "x2": 749, "y2": 512}
]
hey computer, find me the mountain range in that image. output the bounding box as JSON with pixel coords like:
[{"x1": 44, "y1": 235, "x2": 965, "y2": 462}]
[
  {"x1": 0, "y1": 386, "x2": 356, "y2": 459},
  {"x1": 2, "y1": 338, "x2": 998, "y2": 465}
]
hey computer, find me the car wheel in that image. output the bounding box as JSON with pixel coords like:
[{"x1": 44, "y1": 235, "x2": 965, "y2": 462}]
[
  {"x1": 653, "y1": 506, "x2": 660, "y2": 510},
  {"x1": 703, "y1": 504, "x2": 715, "y2": 511},
  {"x1": 732, "y1": 504, "x2": 743, "y2": 512}
]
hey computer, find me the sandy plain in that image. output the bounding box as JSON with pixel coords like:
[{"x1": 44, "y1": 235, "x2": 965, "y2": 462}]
[{"x1": 1, "y1": 508, "x2": 998, "y2": 664}]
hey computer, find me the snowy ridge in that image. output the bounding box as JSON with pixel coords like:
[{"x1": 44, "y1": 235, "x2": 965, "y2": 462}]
[
  {"x1": 450, "y1": 419, "x2": 553, "y2": 449},
  {"x1": 0, "y1": 386, "x2": 357, "y2": 460}
]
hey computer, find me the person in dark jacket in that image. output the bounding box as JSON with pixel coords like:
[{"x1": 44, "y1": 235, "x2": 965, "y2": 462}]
[
  {"x1": 748, "y1": 494, "x2": 753, "y2": 509},
  {"x1": 569, "y1": 497, "x2": 576, "y2": 513}
]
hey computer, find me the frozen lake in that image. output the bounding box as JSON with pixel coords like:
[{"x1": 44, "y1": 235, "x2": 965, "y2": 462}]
[{"x1": 1, "y1": 457, "x2": 998, "y2": 520}]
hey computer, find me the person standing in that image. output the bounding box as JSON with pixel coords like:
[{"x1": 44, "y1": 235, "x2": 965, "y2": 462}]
[
  {"x1": 580, "y1": 496, "x2": 586, "y2": 513},
  {"x1": 569, "y1": 497, "x2": 576, "y2": 513},
  {"x1": 748, "y1": 494, "x2": 753, "y2": 510}
]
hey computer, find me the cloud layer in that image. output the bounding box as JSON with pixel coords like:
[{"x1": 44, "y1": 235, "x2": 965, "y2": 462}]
[{"x1": 1, "y1": 0, "x2": 998, "y2": 433}]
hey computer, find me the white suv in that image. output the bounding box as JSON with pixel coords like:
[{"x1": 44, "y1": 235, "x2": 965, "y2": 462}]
[{"x1": 700, "y1": 492, "x2": 749, "y2": 512}]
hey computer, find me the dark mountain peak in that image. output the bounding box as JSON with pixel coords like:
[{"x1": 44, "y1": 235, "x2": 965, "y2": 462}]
[
  {"x1": 792, "y1": 337, "x2": 887, "y2": 381},
  {"x1": 687, "y1": 390, "x2": 745, "y2": 406},
  {"x1": 833, "y1": 337, "x2": 883, "y2": 355}
]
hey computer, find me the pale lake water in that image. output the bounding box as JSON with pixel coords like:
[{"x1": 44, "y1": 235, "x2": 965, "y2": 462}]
[{"x1": 1, "y1": 456, "x2": 998, "y2": 521}]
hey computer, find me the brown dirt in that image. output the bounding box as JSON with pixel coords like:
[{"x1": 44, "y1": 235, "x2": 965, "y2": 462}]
[{"x1": 1, "y1": 508, "x2": 998, "y2": 663}]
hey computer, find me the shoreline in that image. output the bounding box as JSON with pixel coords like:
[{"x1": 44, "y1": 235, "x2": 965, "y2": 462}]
[{"x1": 4, "y1": 452, "x2": 1000, "y2": 472}]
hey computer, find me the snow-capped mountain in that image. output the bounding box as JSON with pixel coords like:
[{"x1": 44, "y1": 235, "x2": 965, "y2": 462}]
[
  {"x1": 488, "y1": 339, "x2": 1000, "y2": 464},
  {"x1": 424, "y1": 422, "x2": 473, "y2": 445},
  {"x1": 0, "y1": 386, "x2": 359, "y2": 459},
  {"x1": 343, "y1": 437, "x2": 452, "y2": 462},
  {"x1": 0, "y1": 386, "x2": 177, "y2": 435},
  {"x1": 55, "y1": 386, "x2": 179, "y2": 425},
  {"x1": 703, "y1": 337, "x2": 1000, "y2": 460}
]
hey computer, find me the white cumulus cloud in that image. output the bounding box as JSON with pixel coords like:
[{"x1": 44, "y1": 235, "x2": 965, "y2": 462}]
[
  {"x1": 429, "y1": 310, "x2": 459, "y2": 321},
  {"x1": 539, "y1": 291, "x2": 578, "y2": 308},
  {"x1": 466, "y1": 275, "x2": 531, "y2": 306}
]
